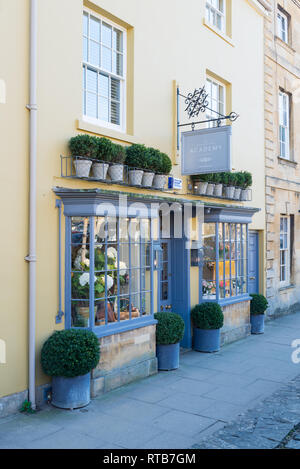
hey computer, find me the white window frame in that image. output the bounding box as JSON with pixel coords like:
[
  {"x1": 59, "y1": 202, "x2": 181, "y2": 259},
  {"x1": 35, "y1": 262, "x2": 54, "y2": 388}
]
[
  {"x1": 82, "y1": 8, "x2": 127, "y2": 133},
  {"x1": 206, "y1": 77, "x2": 226, "y2": 128},
  {"x1": 280, "y1": 216, "x2": 290, "y2": 286},
  {"x1": 277, "y1": 9, "x2": 289, "y2": 44},
  {"x1": 278, "y1": 91, "x2": 290, "y2": 160},
  {"x1": 206, "y1": 0, "x2": 226, "y2": 33}
]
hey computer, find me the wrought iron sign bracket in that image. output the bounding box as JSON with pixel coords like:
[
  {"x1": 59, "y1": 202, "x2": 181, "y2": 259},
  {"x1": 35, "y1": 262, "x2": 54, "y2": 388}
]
[{"x1": 176, "y1": 85, "x2": 239, "y2": 150}]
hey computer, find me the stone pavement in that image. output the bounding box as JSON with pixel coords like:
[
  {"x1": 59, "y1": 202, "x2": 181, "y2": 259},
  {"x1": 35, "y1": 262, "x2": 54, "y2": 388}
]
[
  {"x1": 193, "y1": 374, "x2": 300, "y2": 449},
  {"x1": 0, "y1": 312, "x2": 300, "y2": 449}
]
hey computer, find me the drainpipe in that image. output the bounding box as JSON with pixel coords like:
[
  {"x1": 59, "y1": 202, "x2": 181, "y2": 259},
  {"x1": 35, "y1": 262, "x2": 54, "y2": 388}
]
[{"x1": 25, "y1": 0, "x2": 38, "y2": 410}]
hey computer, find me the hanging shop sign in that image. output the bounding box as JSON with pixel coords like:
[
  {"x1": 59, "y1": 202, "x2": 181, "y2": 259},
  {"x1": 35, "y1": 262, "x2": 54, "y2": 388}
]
[{"x1": 181, "y1": 125, "x2": 232, "y2": 176}]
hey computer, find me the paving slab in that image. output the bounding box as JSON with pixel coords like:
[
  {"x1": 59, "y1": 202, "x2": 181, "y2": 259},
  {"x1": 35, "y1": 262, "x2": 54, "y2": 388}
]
[{"x1": 1, "y1": 311, "x2": 300, "y2": 449}]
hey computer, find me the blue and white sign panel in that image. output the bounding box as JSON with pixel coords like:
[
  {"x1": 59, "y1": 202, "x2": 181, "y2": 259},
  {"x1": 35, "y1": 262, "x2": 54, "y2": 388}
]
[{"x1": 181, "y1": 125, "x2": 232, "y2": 175}]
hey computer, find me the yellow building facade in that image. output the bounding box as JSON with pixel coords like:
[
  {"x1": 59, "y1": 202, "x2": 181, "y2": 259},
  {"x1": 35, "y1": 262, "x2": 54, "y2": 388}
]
[{"x1": 0, "y1": 0, "x2": 268, "y2": 416}]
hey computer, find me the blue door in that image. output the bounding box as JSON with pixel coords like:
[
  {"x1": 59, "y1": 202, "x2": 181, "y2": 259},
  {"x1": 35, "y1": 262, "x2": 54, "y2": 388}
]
[
  {"x1": 248, "y1": 231, "x2": 259, "y2": 294},
  {"x1": 157, "y1": 237, "x2": 191, "y2": 348},
  {"x1": 158, "y1": 240, "x2": 172, "y2": 312}
]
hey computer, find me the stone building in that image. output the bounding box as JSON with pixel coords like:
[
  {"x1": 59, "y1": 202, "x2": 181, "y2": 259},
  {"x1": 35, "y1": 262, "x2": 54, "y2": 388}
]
[{"x1": 264, "y1": 0, "x2": 300, "y2": 316}]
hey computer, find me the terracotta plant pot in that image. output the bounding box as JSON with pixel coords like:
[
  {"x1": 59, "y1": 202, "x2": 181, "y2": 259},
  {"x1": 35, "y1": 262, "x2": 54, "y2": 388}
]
[
  {"x1": 92, "y1": 162, "x2": 109, "y2": 180},
  {"x1": 129, "y1": 169, "x2": 144, "y2": 186},
  {"x1": 108, "y1": 164, "x2": 124, "y2": 182},
  {"x1": 142, "y1": 171, "x2": 155, "y2": 188},
  {"x1": 74, "y1": 159, "x2": 92, "y2": 178},
  {"x1": 153, "y1": 174, "x2": 167, "y2": 190}
]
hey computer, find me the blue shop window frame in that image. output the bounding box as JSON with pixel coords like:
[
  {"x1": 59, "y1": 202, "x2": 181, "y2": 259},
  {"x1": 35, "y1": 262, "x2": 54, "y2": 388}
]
[
  {"x1": 199, "y1": 222, "x2": 252, "y2": 306},
  {"x1": 64, "y1": 216, "x2": 156, "y2": 338}
]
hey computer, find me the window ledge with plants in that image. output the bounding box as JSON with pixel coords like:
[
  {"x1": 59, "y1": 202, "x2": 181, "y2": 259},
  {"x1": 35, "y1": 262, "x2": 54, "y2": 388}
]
[
  {"x1": 189, "y1": 172, "x2": 253, "y2": 202},
  {"x1": 61, "y1": 135, "x2": 173, "y2": 192}
]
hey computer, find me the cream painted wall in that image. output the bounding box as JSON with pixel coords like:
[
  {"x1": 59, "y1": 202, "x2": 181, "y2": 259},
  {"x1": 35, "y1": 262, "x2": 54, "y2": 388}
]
[
  {"x1": 0, "y1": 0, "x2": 29, "y2": 398},
  {"x1": 0, "y1": 0, "x2": 266, "y2": 398}
]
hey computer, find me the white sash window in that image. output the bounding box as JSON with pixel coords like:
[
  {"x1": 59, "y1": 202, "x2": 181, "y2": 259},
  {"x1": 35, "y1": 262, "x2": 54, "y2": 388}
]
[
  {"x1": 82, "y1": 10, "x2": 126, "y2": 131},
  {"x1": 206, "y1": 0, "x2": 225, "y2": 32}
]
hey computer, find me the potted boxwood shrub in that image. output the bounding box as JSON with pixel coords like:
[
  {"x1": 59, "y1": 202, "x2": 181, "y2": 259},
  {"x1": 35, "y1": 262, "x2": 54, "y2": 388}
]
[
  {"x1": 153, "y1": 151, "x2": 172, "y2": 190},
  {"x1": 142, "y1": 148, "x2": 158, "y2": 188},
  {"x1": 41, "y1": 329, "x2": 100, "y2": 410},
  {"x1": 250, "y1": 294, "x2": 268, "y2": 335},
  {"x1": 192, "y1": 174, "x2": 209, "y2": 195},
  {"x1": 213, "y1": 173, "x2": 223, "y2": 197},
  {"x1": 240, "y1": 171, "x2": 252, "y2": 201},
  {"x1": 191, "y1": 302, "x2": 224, "y2": 353},
  {"x1": 125, "y1": 144, "x2": 148, "y2": 186},
  {"x1": 69, "y1": 134, "x2": 98, "y2": 178},
  {"x1": 154, "y1": 312, "x2": 185, "y2": 370},
  {"x1": 223, "y1": 172, "x2": 236, "y2": 199},
  {"x1": 206, "y1": 174, "x2": 215, "y2": 196},
  {"x1": 234, "y1": 172, "x2": 244, "y2": 200},
  {"x1": 108, "y1": 144, "x2": 126, "y2": 182},
  {"x1": 92, "y1": 137, "x2": 113, "y2": 180}
]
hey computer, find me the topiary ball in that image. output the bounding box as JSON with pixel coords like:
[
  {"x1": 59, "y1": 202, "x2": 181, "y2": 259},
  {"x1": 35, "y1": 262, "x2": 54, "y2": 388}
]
[
  {"x1": 191, "y1": 303, "x2": 224, "y2": 330},
  {"x1": 41, "y1": 329, "x2": 100, "y2": 378},
  {"x1": 154, "y1": 312, "x2": 185, "y2": 345},
  {"x1": 250, "y1": 294, "x2": 268, "y2": 315}
]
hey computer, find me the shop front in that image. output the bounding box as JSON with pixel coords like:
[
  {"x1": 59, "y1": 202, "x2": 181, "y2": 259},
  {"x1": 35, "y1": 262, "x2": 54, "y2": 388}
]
[{"x1": 55, "y1": 188, "x2": 258, "y2": 396}]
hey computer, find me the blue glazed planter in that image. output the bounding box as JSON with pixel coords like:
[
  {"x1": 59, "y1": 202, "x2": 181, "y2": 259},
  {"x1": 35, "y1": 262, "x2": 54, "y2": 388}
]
[
  {"x1": 156, "y1": 343, "x2": 180, "y2": 371},
  {"x1": 193, "y1": 328, "x2": 221, "y2": 353},
  {"x1": 51, "y1": 373, "x2": 91, "y2": 410},
  {"x1": 250, "y1": 314, "x2": 265, "y2": 335}
]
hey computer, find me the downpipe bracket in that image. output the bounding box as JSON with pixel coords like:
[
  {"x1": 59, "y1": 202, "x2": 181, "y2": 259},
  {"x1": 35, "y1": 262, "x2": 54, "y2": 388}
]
[
  {"x1": 26, "y1": 104, "x2": 37, "y2": 111},
  {"x1": 25, "y1": 255, "x2": 37, "y2": 263}
]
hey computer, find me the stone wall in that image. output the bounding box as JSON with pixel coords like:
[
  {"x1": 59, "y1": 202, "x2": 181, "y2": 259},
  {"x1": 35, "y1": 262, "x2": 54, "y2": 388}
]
[
  {"x1": 221, "y1": 301, "x2": 251, "y2": 346},
  {"x1": 264, "y1": 0, "x2": 300, "y2": 317},
  {"x1": 91, "y1": 325, "x2": 157, "y2": 397}
]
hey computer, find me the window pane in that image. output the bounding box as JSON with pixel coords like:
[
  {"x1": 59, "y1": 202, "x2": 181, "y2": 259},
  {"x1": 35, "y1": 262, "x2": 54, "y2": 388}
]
[
  {"x1": 203, "y1": 223, "x2": 216, "y2": 260},
  {"x1": 99, "y1": 97, "x2": 109, "y2": 122},
  {"x1": 111, "y1": 101, "x2": 120, "y2": 125},
  {"x1": 86, "y1": 92, "x2": 97, "y2": 118},
  {"x1": 90, "y1": 16, "x2": 100, "y2": 42},
  {"x1": 83, "y1": 37, "x2": 88, "y2": 62},
  {"x1": 89, "y1": 40, "x2": 100, "y2": 67},
  {"x1": 99, "y1": 74, "x2": 109, "y2": 97},
  {"x1": 87, "y1": 68, "x2": 97, "y2": 92},
  {"x1": 113, "y1": 52, "x2": 123, "y2": 76},
  {"x1": 72, "y1": 301, "x2": 90, "y2": 328},
  {"x1": 83, "y1": 12, "x2": 88, "y2": 36},
  {"x1": 102, "y1": 22, "x2": 112, "y2": 47},
  {"x1": 113, "y1": 29, "x2": 123, "y2": 52},
  {"x1": 111, "y1": 78, "x2": 120, "y2": 101},
  {"x1": 102, "y1": 46, "x2": 112, "y2": 71}
]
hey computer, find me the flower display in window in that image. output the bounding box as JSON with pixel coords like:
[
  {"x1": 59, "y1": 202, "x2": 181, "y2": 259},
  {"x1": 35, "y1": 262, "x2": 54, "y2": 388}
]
[
  {"x1": 202, "y1": 280, "x2": 215, "y2": 295},
  {"x1": 107, "y1": 247, "x2": 117, "y2": 259}
]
